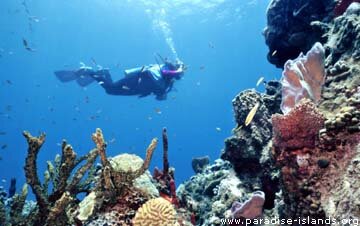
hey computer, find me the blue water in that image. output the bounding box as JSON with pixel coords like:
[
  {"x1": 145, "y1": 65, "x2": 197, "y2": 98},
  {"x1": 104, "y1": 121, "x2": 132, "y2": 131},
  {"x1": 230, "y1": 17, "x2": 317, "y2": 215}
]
[{"x1": 0, "y1": 0, "x2": 279, "y2": 198}]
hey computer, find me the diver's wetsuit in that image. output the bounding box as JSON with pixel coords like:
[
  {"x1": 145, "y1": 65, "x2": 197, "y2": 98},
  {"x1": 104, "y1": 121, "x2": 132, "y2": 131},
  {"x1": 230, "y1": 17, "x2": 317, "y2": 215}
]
[
  {"x1": 88, "y1": 64, "x2": 183, "y2": 100},
  {"x1": 55, "y1": 63, "x2": 183, "y2": 100}
]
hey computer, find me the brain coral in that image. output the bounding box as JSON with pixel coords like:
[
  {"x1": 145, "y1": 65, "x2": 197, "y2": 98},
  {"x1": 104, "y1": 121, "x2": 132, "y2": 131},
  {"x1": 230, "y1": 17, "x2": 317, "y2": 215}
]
[{"x1": 133, "y1": 197, "x2": 177, "y2": 226}]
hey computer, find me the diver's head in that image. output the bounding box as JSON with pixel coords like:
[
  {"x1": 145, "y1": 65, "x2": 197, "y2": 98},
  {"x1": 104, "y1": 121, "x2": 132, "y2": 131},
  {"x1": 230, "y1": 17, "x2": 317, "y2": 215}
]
[{"x1": 165, "y1": 59, "x2": 184, "y2": 69}]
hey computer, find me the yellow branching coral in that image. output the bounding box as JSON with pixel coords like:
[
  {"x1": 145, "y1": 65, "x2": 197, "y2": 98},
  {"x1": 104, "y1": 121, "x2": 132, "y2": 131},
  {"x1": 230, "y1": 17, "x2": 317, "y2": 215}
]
[{"x1": 133, "y1": 197, "x2": 177, "y2": 226}]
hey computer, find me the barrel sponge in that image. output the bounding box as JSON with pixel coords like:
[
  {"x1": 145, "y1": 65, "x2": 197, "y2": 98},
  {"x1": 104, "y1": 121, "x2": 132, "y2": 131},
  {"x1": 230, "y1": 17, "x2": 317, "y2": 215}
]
[
  {"x1": 281, "y1": 42, "x2": 325, "y2": 114},
  {"x1": 133, "y1": 197, "x2": 177, "y2": 226}
]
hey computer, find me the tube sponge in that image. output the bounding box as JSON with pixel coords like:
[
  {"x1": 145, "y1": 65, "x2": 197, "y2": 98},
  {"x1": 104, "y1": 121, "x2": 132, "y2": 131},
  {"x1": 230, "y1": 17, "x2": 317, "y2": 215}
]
[{"x1": 280, "y1": 42, "x2": 325, "y2": 114}]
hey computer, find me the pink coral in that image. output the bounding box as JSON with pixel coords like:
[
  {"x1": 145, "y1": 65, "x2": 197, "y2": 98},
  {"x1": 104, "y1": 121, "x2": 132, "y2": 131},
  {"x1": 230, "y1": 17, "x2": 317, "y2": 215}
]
[
  {"x1": 280, "y1": 42, "x2": 325, "y2": 114},
  {"x1": 272, "y1": 99, "x2": 324, "y2": 151}
]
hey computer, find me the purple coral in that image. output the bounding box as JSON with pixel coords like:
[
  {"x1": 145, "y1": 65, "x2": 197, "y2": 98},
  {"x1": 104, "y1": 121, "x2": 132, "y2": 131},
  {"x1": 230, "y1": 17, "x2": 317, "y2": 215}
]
[
  {"x1": 231, "y1": 191, "x2": 265, "y2": 219},
  {"x1": 280, "y1": 42, "x2": 325, "y2": 114}
]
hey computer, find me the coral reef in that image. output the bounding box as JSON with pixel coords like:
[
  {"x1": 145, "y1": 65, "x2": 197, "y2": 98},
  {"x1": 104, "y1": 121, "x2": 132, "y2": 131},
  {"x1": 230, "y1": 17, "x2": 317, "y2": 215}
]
[
  {"x1": 220, "y1": 81, "x2": 281, "y2": 208},
  {"x1": 179, "y1": 2, "x2": 359, "y2": 225},
  {"x1": 1, "y1": 127, "x2": 194, "y2": 226},
  {"x1": 221, "y1": 81, "x2": 281, "y2": 173},
  {"x1": 280, "y1": 42, "x2": 326, "y2": 114},
  {"x1": 2, "y1": 2, "x2": 359, "y2": 226},
  {"x1": 268, "y1": 2, "x2": 360, "y2": 223},
  {"x1": 264, "y1": 0, "x2": 334, "y2": 68},
  {"x1": 178, "y1": 159, "x2": 243, "y2": 225}
]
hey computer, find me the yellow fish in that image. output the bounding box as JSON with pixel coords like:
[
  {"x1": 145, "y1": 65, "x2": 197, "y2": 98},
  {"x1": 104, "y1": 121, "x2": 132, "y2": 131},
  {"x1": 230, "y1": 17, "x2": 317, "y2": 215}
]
[
  {"x1": 256, "y1": 77, "x2": 265, "y2": 87},
  {"x1": 245, "y1": 102, "x2": 260, "y2": 126}
]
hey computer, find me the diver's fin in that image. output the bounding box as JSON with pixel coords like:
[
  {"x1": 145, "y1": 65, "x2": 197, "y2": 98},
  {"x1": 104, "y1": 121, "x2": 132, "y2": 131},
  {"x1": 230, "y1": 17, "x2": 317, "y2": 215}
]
[
  {"x1": 54, "y1": 70, "x2": 78, "y2": 82},
  {"x1": 55, "y1": 70, "x2": 95, "y2": 87},
  {"x1": 76, "y1": 75, "x2": 95, "y2": 87}
]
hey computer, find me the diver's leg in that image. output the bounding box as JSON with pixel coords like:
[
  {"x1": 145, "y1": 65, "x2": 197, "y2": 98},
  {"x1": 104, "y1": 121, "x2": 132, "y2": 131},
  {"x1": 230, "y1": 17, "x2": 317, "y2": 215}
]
[{"x1": 88, "y1": 70, "x2": 133, "y2": 95}]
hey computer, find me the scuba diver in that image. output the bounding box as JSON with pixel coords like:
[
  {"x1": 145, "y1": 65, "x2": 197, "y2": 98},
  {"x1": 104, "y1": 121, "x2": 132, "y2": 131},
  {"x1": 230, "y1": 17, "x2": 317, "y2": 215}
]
[{"x1": 54, "y1": 58, "x2": 185, "y2": 100}]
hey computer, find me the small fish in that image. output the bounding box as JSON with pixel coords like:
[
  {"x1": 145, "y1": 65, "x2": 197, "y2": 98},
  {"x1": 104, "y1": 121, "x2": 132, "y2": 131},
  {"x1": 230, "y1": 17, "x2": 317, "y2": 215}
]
[
  {"x1": 256, "y1": 77, "x2": 265, "y2": 87},
  {"x1": 90, "y1": 57, "x2": 97, "y2": 66},
  {"x1": 199, "y1": 65, "x2": 205, "y2": 70},
  {"x1": 22, "y1": 38, "x2": 36, "y2": 52},
  {"x1": 233, "y1": 124, "x2": 243, "y2": 133},
  {"x1": 5, "y1": 80, "x2": 12, "y2": 85},
  {"x1": 245, "y1": 103, "x2": 260, "y2": 126},
  {"x1": 215, "y1": 127, "x2": 221, "y2": 132},
  {"x1": 96, "y1": 109, "x2": 103, "y2": 114},
  {"x1": 1, "y1": 179, "x2": 6, "y2": 183},
  {"x1": 5, "y1": 105, "x2": 12, "y2": 111},
  {"x1": 271, "y1": 50, "x2": 277, "y2": 56},
  {"x1": 122, "y1": 85, "x2": 130, "y2": 90},
  {"x1": 196, "y1": 81, "x2": 201, "y2": 86},
  {"x1": 98, "y1": 81, "x2": 104, "y2": 85},
  {"x1": 208, "y1": 42, "x2": 215, "y2": 49},
  {"x1": 108, "y1": 138, "x2": 116, "y2": 144},
  {"x1": 155, "y1": 108, "x2": 162, "y2": 114},
  {"x1": 0, "y1": 132, "x2": 6, "y2": 135},
  {"x1": 138, "y1": 78, "x2": 142, "y2": 83},
  {"x1": 8, "y1": 51, "x2": 14, "y2": 55},
  {"x1": 89, "y1": 115, "x2": 98, "y2": 120},
  {"x1": 28, "y1": 16, "x2": 40, "y2": 23},
  {"x1": 1, "y1": 144, "x2": 7, "y2": 150},
  {"x1": 147, "y1": 116, "x2": 152, "y2": 120},
  {"x1": 56, "y1": 143, "x2": 61, "y2": 146}
]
